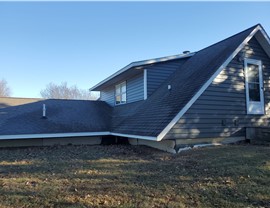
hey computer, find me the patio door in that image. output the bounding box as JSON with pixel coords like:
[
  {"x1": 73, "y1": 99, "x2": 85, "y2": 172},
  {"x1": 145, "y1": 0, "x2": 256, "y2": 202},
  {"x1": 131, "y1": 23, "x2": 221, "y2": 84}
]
[{"x1": 244, "y1": 59, "x2": 264, "y2": 115}]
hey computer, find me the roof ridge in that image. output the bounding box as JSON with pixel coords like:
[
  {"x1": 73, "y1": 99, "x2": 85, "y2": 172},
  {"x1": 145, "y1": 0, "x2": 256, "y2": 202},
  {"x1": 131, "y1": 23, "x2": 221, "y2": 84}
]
[{"x1": 196, "y1": 24, "x2": 260, "y2": 53}]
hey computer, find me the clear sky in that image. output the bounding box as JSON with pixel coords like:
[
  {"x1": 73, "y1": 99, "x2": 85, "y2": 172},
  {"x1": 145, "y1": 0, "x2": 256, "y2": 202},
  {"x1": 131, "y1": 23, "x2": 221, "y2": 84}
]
[{"x1": 0, "y1": 1, "x2": 270, "y2": 98}]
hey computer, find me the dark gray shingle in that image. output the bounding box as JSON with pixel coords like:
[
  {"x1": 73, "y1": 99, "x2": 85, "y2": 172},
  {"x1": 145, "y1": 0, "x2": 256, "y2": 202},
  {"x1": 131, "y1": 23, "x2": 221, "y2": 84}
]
[
  {"x1": 0, "y1": 99, "x2": 112, "y2": 135},
  {"x1": 111, "y1": 25, "x2": 258, "y2": 137}
]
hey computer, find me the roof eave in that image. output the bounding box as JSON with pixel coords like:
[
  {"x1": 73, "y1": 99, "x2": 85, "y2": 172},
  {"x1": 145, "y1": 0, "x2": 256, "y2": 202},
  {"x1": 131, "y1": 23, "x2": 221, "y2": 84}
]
[
  {"x1": 89, "y1": 52, "x2": 195, "y2": 91},
  {"x1": 0, "y1": 131, "x2": 158, "y2": 141}
]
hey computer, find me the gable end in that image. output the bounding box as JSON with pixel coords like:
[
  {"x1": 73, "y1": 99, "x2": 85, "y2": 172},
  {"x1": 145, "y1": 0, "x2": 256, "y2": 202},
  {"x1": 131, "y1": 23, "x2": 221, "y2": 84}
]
[{"x1": 157, "y1": 25, "x2": 269, "y2": 141}]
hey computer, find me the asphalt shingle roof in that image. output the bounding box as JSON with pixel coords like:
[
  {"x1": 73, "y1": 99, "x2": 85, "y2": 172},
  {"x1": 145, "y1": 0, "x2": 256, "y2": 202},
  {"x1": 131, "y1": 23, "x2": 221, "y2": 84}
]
[
  {"x1": 0, "y1": 25, "x2": 260, "y2": 138},
  {"x1": 0, "y1": 99, "x2": 112, "y2": 135},
  {"x1": 111, "y1": 25, "x2": 258, "y2": 137}
]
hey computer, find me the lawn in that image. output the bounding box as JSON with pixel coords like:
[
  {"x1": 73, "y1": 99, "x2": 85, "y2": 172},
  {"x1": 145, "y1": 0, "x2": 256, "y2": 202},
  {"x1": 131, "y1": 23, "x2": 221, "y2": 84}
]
[{"x1": 0, "y1": 144, "x2": 269, "y2": 208}]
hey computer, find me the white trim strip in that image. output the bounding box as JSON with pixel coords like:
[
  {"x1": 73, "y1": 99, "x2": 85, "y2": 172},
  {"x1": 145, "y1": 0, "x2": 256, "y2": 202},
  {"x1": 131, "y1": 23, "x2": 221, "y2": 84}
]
[
  {"x1": 144, "y1": 69, "x2": 147, "y2": 100},
  {"x1": 0, "y1": 131, "x2": 158, "y2": 141},
  {"x1": 111, "y1": 132, "x2": 157, "y2": 141},
  {"x1": 89, "y1": 53, "x2": 195, "y2": 91},
  {"x1": 0, "y1": 132, "x2": 110, "y2": 140},
  {"x1": 157, "y1": 25, "x2": 262, "y2": 141},
  {"x1": 258, "y1": 25, "x2": 270, "y2": 45}
]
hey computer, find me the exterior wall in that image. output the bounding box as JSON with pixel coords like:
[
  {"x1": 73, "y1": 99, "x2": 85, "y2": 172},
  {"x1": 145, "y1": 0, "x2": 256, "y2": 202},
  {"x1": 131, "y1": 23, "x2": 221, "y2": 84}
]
[
  {"x1": 100, "y1": 58, "x2": 189, "y2": 105},
  {"x1": 127, "y1": 73, "x2": 144, "y2": 103},
  {"x1": 147, "y1": 58, "x2": 187, "y2": 97},
  {"x1": 100, "y1": 72, "x2": 144, "y2": 106},
  {"x1": 165, "y1": 36, "x2": 270, "y2": 140},
  {"x1": 100, "y1": 87, "x2": 115, "y2": 106}
]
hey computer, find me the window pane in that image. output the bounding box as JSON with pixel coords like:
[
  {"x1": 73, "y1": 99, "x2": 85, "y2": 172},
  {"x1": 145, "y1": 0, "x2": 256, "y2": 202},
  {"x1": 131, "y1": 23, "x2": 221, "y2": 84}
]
[
  {"x1": 115, "y1": 95, "x2": 121, "y2": 104},
  {"x1": 248, "y1": 83, "x2": 260, "y2": 101},
  {"x1": 247, "y1": 64, "x2": 259, "y2": 83},
  {"x1": 116, "y1": 86, "x2": 120, "y2": 95},
  {"x1": 122, "y1": 93, "x2": 126, "y2": 103},
  {"x1": 121, "y1": 83, "x2": 126, "y2": 93}
]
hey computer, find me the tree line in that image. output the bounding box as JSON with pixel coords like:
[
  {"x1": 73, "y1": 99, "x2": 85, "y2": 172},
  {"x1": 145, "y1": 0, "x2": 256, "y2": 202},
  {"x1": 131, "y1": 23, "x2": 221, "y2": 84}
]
[{"x1": 0, "y1": 79, "x2": 98, "y2": 100}]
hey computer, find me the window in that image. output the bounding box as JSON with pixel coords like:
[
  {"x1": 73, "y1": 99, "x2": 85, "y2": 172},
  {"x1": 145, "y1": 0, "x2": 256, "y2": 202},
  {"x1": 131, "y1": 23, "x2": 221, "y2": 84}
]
[
  {"x1": 115, "y1": 81, "x2": 126, "y2": 105},
  {"x1": 244, "y1": 59, "x2": 264, "y2": 114}
]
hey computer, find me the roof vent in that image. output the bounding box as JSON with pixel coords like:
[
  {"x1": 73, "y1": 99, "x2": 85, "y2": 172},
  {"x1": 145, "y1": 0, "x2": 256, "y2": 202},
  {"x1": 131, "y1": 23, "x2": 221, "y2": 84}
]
[
  {"x1": 183, "y1": 51, "x2": 190, "y2": 54},
  {"x1": 42, "y1": 104, "x2": 47, "y2": 119}
]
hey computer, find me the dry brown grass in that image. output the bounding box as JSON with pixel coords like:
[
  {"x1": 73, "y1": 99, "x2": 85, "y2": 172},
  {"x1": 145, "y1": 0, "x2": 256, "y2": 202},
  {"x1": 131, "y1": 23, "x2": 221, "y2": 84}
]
[{"x1": 0, "y1": 144, "x2": 269, "y2": 208}]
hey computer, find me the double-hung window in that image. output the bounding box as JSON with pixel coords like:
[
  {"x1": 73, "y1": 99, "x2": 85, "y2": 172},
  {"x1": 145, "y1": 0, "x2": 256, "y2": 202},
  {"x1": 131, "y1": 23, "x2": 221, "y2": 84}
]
[
  {"x1": 115, "y1": 81, "x2": 126, "y2": 105},
  {"x1": 244, "y1": 59, "x2": 264, "y2": 114}
]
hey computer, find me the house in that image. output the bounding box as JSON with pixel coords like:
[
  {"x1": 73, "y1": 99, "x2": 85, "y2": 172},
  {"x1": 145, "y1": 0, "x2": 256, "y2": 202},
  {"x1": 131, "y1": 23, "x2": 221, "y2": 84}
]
[{"x1": 0, "y1": 24, "x2": 270, "y2": 153}]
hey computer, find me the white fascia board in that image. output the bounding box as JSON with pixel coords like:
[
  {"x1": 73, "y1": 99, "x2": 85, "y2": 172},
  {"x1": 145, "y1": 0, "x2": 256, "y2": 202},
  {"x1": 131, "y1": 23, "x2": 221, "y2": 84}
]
[
  {"x1": 0, "y1": 132, "x2": 110, "y2": 140},
  {"x1": 111, "y1": 132, "x2": 157, "y2": 141},
  {"x1": 257, "y1": 25, "x2": 270, "y2": 45},
  {"x1": 156, "y1": 25, "x2": 261, "y2": 141},
  {"x1": 89, "y1": 53, "x2": 195, "y2": 91},
  {"x1": 0, "y1": 131, "x2": 158, "y2": 141},
  {"x1": 255, "y1": 25, "x2": 270, "y2": 58}
]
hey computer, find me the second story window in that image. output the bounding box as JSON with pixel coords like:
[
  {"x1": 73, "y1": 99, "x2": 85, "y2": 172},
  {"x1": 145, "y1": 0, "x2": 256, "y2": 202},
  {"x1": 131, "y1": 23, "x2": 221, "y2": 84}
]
[{"x1": 115, "y1": 81, "x2": 126, "y2": 105}]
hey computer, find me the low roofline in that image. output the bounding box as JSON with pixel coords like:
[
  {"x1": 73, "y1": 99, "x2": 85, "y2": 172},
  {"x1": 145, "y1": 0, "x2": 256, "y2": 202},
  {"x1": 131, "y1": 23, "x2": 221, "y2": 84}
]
[
  {"x1": 89, "y1": 52, "x2": 195, "y2": 91},
  {"x1": 0, "y1": 132, "x2": 111, "y2": 140},
  {"x1": 0, "y1": 132, "x2": 158, "y2": 141}
]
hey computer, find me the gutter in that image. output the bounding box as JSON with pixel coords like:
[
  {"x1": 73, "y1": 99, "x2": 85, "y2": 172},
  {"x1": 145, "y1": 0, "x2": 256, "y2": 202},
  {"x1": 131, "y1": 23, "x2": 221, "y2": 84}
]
[{"x1": 0, "y1": 131, "x2": 157, "y2": 141}]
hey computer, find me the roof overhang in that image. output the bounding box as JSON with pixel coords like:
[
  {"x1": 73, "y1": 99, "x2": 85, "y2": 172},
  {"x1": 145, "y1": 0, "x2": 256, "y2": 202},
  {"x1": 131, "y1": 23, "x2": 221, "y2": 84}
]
[
  {"x1": 254, "y1": 26, "x2": 270, "y2": 58},
  {"x1": 0, "y1": 132, "x2": 158, "y2": 141},
  {"x1": 89, "y1": 52, "x2": 195, "y2": 91}
]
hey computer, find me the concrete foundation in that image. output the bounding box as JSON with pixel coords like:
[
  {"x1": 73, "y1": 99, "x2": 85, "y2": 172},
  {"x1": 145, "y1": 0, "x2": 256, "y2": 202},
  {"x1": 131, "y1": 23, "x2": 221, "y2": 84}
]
[
  {"x1": 0, "y1": 136, "x2": 102, "y2": 148},
  {"x1": 128, "y1": 138, "x2": 176, "y2": 153},
  {"x1": 175, "y1": 136, "x2": 245, "y2": 147},
  {"x1": 129, "y1": 136, "x2": 245, "y2": 154},
  {"x1": 246, "y1": 127, "x2": 270, "y2": 143}
]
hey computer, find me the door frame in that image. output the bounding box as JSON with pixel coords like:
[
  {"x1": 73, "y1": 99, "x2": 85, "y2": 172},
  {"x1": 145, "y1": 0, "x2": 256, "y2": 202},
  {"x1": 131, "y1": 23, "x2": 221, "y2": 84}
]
[{"x1": 244, "y1": 58, "x2": 264, "y2": 115}]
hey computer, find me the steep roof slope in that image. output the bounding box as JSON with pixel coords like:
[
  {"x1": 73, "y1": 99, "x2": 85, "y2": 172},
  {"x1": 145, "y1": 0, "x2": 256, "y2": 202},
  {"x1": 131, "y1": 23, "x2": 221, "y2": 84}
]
[
  {"x1": 112, "y1": 25, "x2": 259, "y2": 137},
  {"x1": 0, "y1": 99, "x2": 112, "y2": 136}
]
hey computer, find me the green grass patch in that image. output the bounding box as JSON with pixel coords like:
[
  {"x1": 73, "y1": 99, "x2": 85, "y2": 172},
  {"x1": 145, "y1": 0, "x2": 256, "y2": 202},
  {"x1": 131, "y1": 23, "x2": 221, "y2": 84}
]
[{"x1": 0, "y1": 144, "x2": 269, "y2": 208}]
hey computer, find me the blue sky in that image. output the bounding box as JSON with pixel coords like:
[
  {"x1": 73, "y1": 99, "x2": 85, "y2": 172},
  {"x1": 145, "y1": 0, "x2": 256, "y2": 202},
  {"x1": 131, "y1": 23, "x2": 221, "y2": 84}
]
[{"x1": 0, "y1": 2, "x2": 270, "y2": 98}]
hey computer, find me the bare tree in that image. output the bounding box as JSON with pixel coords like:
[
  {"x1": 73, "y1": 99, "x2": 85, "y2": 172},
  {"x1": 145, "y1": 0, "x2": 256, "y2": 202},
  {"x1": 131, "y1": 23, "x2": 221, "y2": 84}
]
[
  {"x1": 40, "y1": 82, "x2": 98, "y2": 100},
  {"x1": 0, "y1": 79, "x2": 11, "y2": 97}
]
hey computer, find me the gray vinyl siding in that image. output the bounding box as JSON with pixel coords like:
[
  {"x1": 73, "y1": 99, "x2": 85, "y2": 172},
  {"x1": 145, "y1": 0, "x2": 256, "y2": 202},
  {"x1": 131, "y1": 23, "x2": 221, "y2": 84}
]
[
  {"x1": 100, "y1": 72, "x2": 144, "y2": 106},
  {"x1": 147, "y1": 58, "x2": 188, "y2": 97},
  {"x1": 127, "y1": 73, "x2": 144, "y2": 103},
  {"x1": 165, "y1": 36, "x2": 270, "y2": 139},
  {"x1": 100, "y1": 87, "x2": 115, "y2": 106}
]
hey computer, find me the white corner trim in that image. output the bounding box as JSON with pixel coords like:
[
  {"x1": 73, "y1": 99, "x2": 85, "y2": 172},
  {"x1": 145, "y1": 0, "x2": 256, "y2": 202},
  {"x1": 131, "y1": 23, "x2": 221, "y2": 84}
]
[
  {"x1": 156, "y1": 25, "x2": 262, "y2": 141},
  {"x1": 144, "y1": 69, "x2": 147, "y2": 100},
  {"x1": 111, "y1": 132, "x2": 157, "y2": 141}
]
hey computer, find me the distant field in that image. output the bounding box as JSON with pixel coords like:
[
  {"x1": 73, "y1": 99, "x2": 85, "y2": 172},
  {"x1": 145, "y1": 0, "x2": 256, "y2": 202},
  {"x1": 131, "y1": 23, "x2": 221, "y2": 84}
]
[{"x1": 0, "y1": 144, "x2": 269, "y2": 208}]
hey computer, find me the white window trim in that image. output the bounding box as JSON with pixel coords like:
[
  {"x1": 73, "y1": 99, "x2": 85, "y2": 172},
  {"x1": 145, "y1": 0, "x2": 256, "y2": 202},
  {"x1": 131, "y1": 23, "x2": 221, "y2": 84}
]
[
  {"x1": 115, "y1": 81, "x2": 127, "y2": 105},
  {"x1": 244, "y1": 58, "x2": 265, "y2": 115}
]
